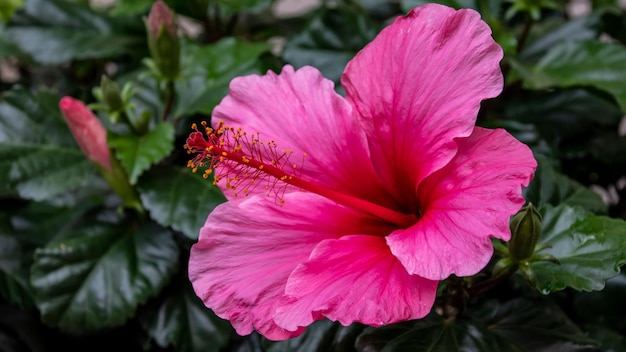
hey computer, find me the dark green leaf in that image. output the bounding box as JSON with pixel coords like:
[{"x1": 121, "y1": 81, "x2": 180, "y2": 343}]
[
  {"x1": 0, "y1": 233, "x2": 34, "y2": 309},
  {"x1": 523, "y1": 41, "x2": 626, "y2": 112},
  {"x1": 504, "y1": 89, "x2": 622, "y2": 140},
  {"x1": 137, "y1": 165, "x2": 225, "y2": 239},
  {"x1": 5, "y1": 27, "x2": 138, "y2": 65},
  {"x1": 401, "y1": 0, "x2": 479, "y2": 12},
  {"x1": 121, "y1": 38, "x2": 269, "y2": 122},
  {"x1": 519, "y1": 15, "x2": 600, "y2": 62},
  {"x1": 355, "y1": 298, "x2": 597, "y2": 351},
  {"x1": 146, "y1": 280, "x2": 231, "y2": 352},
  {"x1": 574, "y1": 273, "x2": 626, "y2": 332},
  {"x1": 0, "y1": 25, "x2": 24, "y2": 60},
  {"x1": 529, "y1": 205, "x2": 626, "y2": 293},
  {"x1": 0, "y1": 89, "x2": 97, "y2": 202},
  {"x1": 9, "y1": 200, "x2": 99, "y2": 247},
  {"x1": 174, "y1": 38, "x2": 270, "y2": 117},
  {"x1": 266, "y1": 319, "x2": 363, "y2": 352},
  {"x1": 30, "y1": 221, "x2": 179, "y2": 332},
  {"x1": 582, "y1": 325, "x2": 626, "y2": 352},
  {"x1": 5, "y1": 0, "x2": 142, "y2": 65},
  {"x1": 283, "y1": 5, "x2": 380, "y2": 83},
  {"x1": 524, "y1": 155, "x2": 608, "y2": 214},
  {"x1": 0, "y1": 304, "x2": 47, "y2": 352},
  {"x1": 215, "y1": 0, "x2": 273, "y2": 13},
  {"x1": 109, "y1": 0, "x2": 153, "y2": 16},
  {"x1": 108, "y1": 122, "x2": 175, "y2": 185}
]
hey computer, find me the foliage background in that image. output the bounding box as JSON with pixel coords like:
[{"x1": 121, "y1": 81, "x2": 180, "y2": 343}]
[{"x1": 1, "y1": 0, "x2": 626, "y2": 351}]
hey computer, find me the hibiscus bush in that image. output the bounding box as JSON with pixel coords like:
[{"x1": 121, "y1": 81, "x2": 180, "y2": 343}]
[{"x1": 2, "y1": 0, "x2": 626, "y2": 351}]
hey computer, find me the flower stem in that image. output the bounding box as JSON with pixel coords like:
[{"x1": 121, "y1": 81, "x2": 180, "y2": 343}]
[
  {"x1": 162, "y1": 81, "x2": 175, "y2": 121},
  {"x1": 467, "y1": 264, "x2": 518, "y2": 297}
]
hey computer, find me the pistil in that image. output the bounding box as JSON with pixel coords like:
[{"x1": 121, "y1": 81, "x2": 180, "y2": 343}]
[{"x1": 185, "y1": 122, "x2": 417, "y2": 228}]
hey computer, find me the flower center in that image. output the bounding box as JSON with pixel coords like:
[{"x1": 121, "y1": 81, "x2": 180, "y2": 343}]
[{"x1": 185, "y1": 121, "x2": 417, "y2": 228}]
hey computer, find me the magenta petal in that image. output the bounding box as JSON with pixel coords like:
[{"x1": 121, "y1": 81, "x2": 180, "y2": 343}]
[
  {"x1": 387, "y1": 128, "x2": 536, "y2": 279},
  {"x1": 274, "y1": 235, "x2": 437, "y2": 331},
  {"x1": 342, "y1": 4, "x2": 504, "y2": 199},
  {"x1": 189, "y1": 192, "x2": 391, "y2": 340},
  {"x1": 212, "y1": 65, "x2": 392, "y2": 205}
]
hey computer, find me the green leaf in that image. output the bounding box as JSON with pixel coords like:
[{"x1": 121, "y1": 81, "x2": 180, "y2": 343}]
[
  {"x1": 401, "y1": 0, "x2": 480, "y2": 12},
  {"x1": 0, "y1": 304, "x2": 47, "y2": 352},
  {"x1": 174, "y1": 38, "x2": 270, "y2": 117},
  {"x1": 30, "y1": 221, "x2": 179, "y2": 332},
  {"x1": 0, "y1": 89, "x2": 97, "y2": 202},
  {"x1": 0, "y1": 232, "x2": 34, "y2": 309},
  {"x1": 504, "y1": 89, "x2": 622, "y2": 140},
  {"x1": 137, "y1": 166, "x2": 225, "y2": 240},
  {"x1": 524, "y1": 155, "x2": 608, "y2": 214},
  {"x1": 355, "y1": 298, "x2": 597, "y2": 351},
  {"x1": 4, "y1": 0, "x2": 142, "y2": 65},
  {"x1": 9, "y1": 200, "x2": 99, "y2": 247},
  {"x1": 121, "y1": 38, "x2": 269, "y2": 122},
  {"x1": 528, "y1": 205, "x2": 626, "y2": 293},
  {"x1": 215, "y1": 0, "x2": 273, "y2": 13},
  {"x1": 574, "y1": 274, "x2": 626, "y2": 333},
  {"x1": 146, "y1": 279, "x2": 231, "y2": 352},
  {"x1": 523, "y1": 41, "x2": 626, "y2": 112},
  {"x1": 108, "y1": 122, "x2": 175, "y2": 185},
  {"x1": 108, "y1": 0, "x2": 153, "y2": 16},
  {"x1": 266, "y1": 320, "x2": 364, "y2": 352},
  {"x1": 582, "y1": 325, "x2": 626, "y2": 352},
  {"x1": 519, "y1": 15, "x2": 600, "y2": 62},
  {"x1": 283, "y1": 4, "x2": 380, "y2": 83},
  {"x1": 1, "y1": 200, "x2": 108, "y2": 309},
  {"x1": 0, "y1": 0, "x2": 24, "y2": 22}
]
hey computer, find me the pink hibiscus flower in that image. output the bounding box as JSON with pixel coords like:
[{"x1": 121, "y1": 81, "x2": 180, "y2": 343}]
[{"x1": 186, "y1": 4, "x2": 536, "y2": 341}]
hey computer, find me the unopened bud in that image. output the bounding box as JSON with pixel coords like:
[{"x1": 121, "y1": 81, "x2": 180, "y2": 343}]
[
  {"x1": 100, "y1": 75, "x2": 123, "y2": 112},
  {"x1": 508, "y1": 203, "x2": 542, "y2": 262},
  {"x1": 59, "y1": 97, "x2": 111, "y2": 171},
  {"x1": 146, "y1": 0, "x2": 180, "y2": 80}
]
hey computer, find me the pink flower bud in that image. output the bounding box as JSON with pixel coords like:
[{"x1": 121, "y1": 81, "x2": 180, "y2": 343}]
[
  {"x1": 147, "y1": 0, "x2": 176, "y2": 39},
  {"x1": 145, "y1": 0, "x2": 180, "y2": 80},
  {"x1": 59, "y1": 97, "x2": 111, "y2": 171}
]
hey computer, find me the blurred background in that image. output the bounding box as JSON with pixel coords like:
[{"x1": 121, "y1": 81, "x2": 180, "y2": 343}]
[{"x1": 1, "y1": 0, "x2": 626, "y2": 351}]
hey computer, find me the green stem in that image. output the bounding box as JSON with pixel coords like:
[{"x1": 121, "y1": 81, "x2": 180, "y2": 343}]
[
  {"x1": 162, "y1": 81, "x2": 176, "y2": 121},
  {"x1": 517, "y1": 14, "x2": 533, "y2": 54},
  {"x1": 98, "y1": 155, "x2": 145, "y2": 216},
  {"x1": 468, "y1": 264, "x2": 518, "y2": 297}
]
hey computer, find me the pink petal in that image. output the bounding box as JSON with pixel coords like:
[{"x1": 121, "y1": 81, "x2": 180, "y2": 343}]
[
  {"x1": 189, "y1": 192, "x2": 393, "y2": 340},
  {"x1": 342, "y1": 4, "x2": 504, "y2": 204},
  {"x1": 211, "y1": 65, "x2": 395, "y2": 207},
  {"x1": 274, "y1": 235, "x2": 437, "y2": 331},
  {"x1": 387, "y1": 128, "x2": 537, "y2": 279}
]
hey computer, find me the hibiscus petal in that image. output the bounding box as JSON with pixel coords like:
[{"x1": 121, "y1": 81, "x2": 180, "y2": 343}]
[
  {"x1": 189, "y1": 192, "x2": 392, "y2": 340},
  {"x1": 342, "y1": 4, "x2": 504, "y2": 204},
  {"x1": 387, "y1": 127, "x2": 536, "y2": 280},
  {"x1": 212, "y1": 65, "x2": 394, "y2": 206},
  {"x1": 274, "y1": 235, "x2": 437, "y2": 331}
]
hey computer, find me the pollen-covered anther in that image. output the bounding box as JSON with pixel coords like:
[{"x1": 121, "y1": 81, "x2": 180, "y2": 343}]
[{"x1": 184, "y1": 121, "x2": 304, "y2": 203}]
